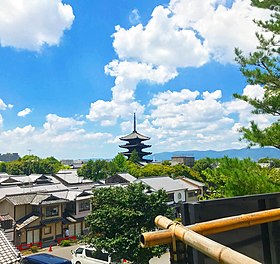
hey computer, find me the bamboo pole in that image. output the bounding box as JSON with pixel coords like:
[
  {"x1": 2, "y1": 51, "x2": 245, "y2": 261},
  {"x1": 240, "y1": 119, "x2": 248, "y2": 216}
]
[
  {"x1": 141, "y1": 207, "x2": 280, "y2": 247},
  {"x1": 153, "y1": 216, "x2": 261, "y2": 264}
]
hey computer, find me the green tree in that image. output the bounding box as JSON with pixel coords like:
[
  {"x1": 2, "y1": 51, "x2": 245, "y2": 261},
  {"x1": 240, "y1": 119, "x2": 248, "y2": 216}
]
[
  {"x1": 111, "y1": 154, "x2": 127, "y2": 172},
  {"x1": 78, "y1": 159, "x2": 112, "y2": 181},
  {"x1": 203, "y1": 157, "x2": 280, "y2": 198},
  {"x1": 234, "y1": 0, "x2": 280, "y2": 149},
  {"x1": 38, "y1": 157, "x2": 62, "y2": 174},
  {"x1": 85, "y1": 183, "x2": 171, "y2": 264},
  {"x1": 162, "y1": 160, "x2": 171, "y2": 166},
  {"x1": 129, "y1": 149, "x2": 140, "y2": 163},
  {"x1": 6, "y1": 161, "x2": 23, "y2": 175},
  {"x1": 193, "y1": 157, "x2": 217, "y2": 181},
  {"x1": 0, "y1": 162, "x2": 6, "y2": 172}
]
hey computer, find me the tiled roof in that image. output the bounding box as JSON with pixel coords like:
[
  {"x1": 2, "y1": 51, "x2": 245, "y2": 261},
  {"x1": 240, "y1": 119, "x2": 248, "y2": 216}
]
[
  {"x1": 6, "y1": 194, "x2": 36, "y2": 205},
  {"x1": 0, "y1": 215, "x2": 14, "y2": 222},
  {"x1": 138, "y1": 176, "x2": 188, "y2": 192},
  {"x1": 119, "y1": 131, "x2": 150, "y2": 141},
  {"x1": 0, "y1": 230, "x2": 21, "y2": 264},
  {"x1": 55, "y1": 170, "x2": 93, "y2": 184},
  {"x1": 31, "y1": 194, "x2": 51, "y2": 205},
  {"x1": 117, "y1": 173, "x2": 137, "y2": 183},
  {"x1": 178, "y1": 177, "x2": 205, "y2": 188},
  {"x1": 16, "y1": 215, "x2": 39, "y2": 230}
]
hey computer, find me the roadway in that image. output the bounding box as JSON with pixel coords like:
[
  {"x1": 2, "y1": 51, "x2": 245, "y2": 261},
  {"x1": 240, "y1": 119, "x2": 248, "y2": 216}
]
[{"x1": 31, "y1": 244, "x2": 170, "y2": 263}]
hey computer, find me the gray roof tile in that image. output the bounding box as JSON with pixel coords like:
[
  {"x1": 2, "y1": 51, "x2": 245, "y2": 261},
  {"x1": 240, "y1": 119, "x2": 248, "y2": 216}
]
[{"x1": 0, "y1": 230, "x2": 21, "y2": 264}]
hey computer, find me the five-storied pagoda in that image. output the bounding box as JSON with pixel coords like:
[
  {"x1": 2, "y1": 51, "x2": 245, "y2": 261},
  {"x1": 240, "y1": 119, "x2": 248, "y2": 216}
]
[{"x1": 119, "y1": 113, "x2": 152, "y2": 162}]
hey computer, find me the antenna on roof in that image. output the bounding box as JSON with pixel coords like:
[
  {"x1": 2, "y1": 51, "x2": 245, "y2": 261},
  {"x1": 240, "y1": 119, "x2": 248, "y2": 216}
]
[{"x1": 133, "y1": 112, "x2": 137, "y2": 132}]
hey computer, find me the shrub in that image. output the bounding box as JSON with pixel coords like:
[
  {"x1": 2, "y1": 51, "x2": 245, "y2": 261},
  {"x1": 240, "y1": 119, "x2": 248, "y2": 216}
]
[
  {"x1": 30, "y1": 245, "x2": 39, "y2": 253},
  {"x1": 60, "y1": 240, "x2": 71, "y2": 247}
]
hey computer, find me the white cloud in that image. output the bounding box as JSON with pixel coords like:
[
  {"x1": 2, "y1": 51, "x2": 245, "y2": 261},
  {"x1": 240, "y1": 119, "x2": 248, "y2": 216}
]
[
  {"x1": 0, "y1": 115, "x2": 3, "y2": 128},
  {"x1": 86, "y1": 60, "x2": 177, "y2": 125},
  {"x1": 113, "y1": 5, "x2": 209, "y2": 68},
  {"x1": 0, "y1": 114, "x2": 114, "y2": 159},
  {"x1": 113, "y1": 0, "x2": 271, "y2": 66},
  {"x1": 87, "y1": 0, "x2": 271, "y2": 129},
  {"x1": 0, "y1": 0, "x2": 75, "y2": 51},
  {"x1": 243, "y1": 84, "x2": 264, "y2": 100},
  {"x1": 0, "y1": 99, "x2": 8, "y2": 110},
  {"x1": 225, "y1": 85, "x2": 276, "y2": 129},
  {"x1": 129, "y1": 9, "x2": 141, "y2": 25},
  {"x1": 17, "y1": 108, "x2": 32, "y2": 117},
  {"x1": 122, "y1": 85, "x2": 276, "y2": 153},
  {"x1": 43, "y1": 114, "x2": 85, "y2": 133}
]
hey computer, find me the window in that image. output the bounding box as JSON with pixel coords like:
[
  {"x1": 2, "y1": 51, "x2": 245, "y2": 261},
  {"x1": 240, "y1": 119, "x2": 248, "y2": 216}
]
[
  {"x1": 188, "y1": 190, "x2": 201, "y2": 198},
  {"x1": 167, "y1": 193, "x2": 174, "y2": 202},
  {"x1": 75, "y1": 247, "x2": 84, "y2": 254},
  {"x1": 93, "y1": 252, "x2": 109, "y2": 262},
  {"x1": 66, "y1": 202, "x2": 76, "y2": 213},
  {"x1": 85, "y1": 249, "x2": 94, "y2": 258},
  {"x1": 79, "y1": 200, "x2": 90, "y2": 212},
  {"x1": 84, "y1": 249, "x2": 109, "y2": 261},
  {"x1": 44, "y1": 226, "x2": 51, "y2": 235},
  {"x1": 46, "y1": 205, "x2": 59, "y2": 217}
]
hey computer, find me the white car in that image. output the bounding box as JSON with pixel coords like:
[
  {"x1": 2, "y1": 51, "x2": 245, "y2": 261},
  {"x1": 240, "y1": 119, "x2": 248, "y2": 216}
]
[{"x1": 71, "y1": 245, "x2": 126, "y2": 264}]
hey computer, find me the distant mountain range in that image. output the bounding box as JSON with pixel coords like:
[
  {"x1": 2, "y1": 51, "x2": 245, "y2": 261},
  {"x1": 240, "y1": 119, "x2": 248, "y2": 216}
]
[{"x1": 149, "y1": 148, "x2": 280, "y2": 161}]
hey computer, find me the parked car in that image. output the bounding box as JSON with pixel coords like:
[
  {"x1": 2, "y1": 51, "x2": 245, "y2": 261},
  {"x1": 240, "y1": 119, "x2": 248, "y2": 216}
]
[
  {"x1": 71, "y1": 245, "x2": 125, "y2": 264},
  {"x1": 20, "y1": 253, "x2": 72, "y2": 264}
]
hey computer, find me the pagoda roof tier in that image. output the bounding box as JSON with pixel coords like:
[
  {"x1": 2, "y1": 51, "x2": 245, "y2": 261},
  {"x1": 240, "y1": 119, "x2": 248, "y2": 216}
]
[
  {"x1": 121, "y1": 151, "x2": 152, "y2": 156},
  {"x1": 119, "y1": 144, "x2": 151, "y2": 149},
  {"x1": 120, "y1": 131, "x2": 150, "y2": 141}
]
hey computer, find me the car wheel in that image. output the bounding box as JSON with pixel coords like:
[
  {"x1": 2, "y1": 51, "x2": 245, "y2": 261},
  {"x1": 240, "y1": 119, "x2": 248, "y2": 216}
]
[{"x1": 75, "y1": 262, "x2": 81, "y2": 264}]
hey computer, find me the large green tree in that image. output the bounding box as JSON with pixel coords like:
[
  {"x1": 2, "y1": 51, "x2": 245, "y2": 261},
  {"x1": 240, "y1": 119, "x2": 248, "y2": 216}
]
[
  {"x1": 234, "y1": 0, "x2": 280, "y2": 149},
  {"x1": 85, "y1": 183, "x2": 170, "y2": 264},
  {"x1": 203, "y1": 157, "x2": 280, "y2": 199},
  {"x1": 78, "y1": 159, "x2": 115, "y2": 181},
  {"x1": 4, "y1": 155, "x2": 63, "y2": 175},
  {"x1": 111, "y1": 153, "x2": 127, "y2": 172}
]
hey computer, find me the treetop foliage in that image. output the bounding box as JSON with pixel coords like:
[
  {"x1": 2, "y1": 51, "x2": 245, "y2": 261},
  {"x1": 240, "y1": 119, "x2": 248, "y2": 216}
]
[
  {"x1": 85, "y1": 183, "x2": 171, "y2": 264},
  {"x1": 234, "y1": 0, "x2": 280, "y2": 149},
  {"x1": 77, "y1": 154, "x2": 202, "y2": 182},
  {"x1": 0, "y1": 155, "x2": 63, "y2": 175},
  {"x1": 200, "y1": 157, "x2": 280, "y2": 199}
]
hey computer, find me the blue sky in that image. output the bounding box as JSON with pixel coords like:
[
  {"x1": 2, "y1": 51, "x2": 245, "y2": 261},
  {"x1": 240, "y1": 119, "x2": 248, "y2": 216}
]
[{"x1": 0, "y1": 0, "x2": 276, "y2": 159}]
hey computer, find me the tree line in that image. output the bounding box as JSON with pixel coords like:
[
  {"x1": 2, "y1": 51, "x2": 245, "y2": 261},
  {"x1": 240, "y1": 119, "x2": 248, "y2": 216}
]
[{"x1": 0, "y1": 155, "x2": 64, "y2": 175}]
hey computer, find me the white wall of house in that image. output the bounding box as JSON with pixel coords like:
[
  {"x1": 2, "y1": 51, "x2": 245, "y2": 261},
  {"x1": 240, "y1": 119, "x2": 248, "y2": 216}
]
[{"x1": 174, "y1": 190, "x2": 186, "y2": 203}]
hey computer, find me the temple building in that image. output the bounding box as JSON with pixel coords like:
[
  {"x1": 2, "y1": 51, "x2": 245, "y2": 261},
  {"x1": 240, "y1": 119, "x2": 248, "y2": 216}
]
[{"x1": 119, "y1": 114, "x2": 152, "y2": 162}]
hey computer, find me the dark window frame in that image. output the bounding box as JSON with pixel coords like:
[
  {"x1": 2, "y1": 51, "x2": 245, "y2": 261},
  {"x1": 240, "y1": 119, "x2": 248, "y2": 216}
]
[{"x1": 46, "y1": 205, "x2": 59, "y2": 217}]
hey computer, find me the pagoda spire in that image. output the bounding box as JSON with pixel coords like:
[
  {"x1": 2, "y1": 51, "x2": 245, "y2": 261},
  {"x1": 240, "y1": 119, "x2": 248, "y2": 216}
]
[{"x1": 133, "y1": 112, "x2": 136, "y2": 132}]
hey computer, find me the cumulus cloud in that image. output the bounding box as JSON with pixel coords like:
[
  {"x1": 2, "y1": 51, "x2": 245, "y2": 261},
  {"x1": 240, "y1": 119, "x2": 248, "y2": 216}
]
[
  {"x1": 43, "y1": 114, "x2": 85, "y2": 133},
  {"x1": 113, "y1": 5, "x2": 209, "y2": 68},
  {"x1": 119, "y1": 85, "x2": 275, "y2": 152},
  {"x1": 0, "y1": 114, "x2": 114, "y2": 158},
  {"x1": 0, "y1": 0, "x2": 75, "y2": 51},
  {"x1": 17, "y1": 108, "x2": 32, "y2": 117},
  {"x1": 87, "y1": 0, "x2": 271, "y2": 129},
  {"x1": 86, "y1": 60, "x2": 177, "y2": 125},
  {"x1": 113, "y1": 0, "x2": 271, "y2": 66}
]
